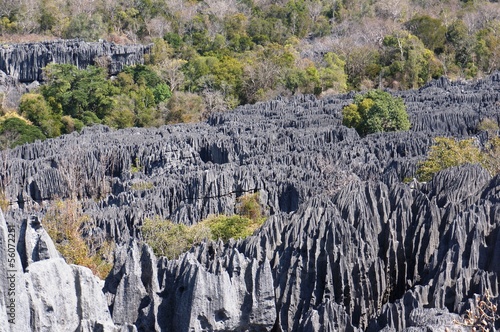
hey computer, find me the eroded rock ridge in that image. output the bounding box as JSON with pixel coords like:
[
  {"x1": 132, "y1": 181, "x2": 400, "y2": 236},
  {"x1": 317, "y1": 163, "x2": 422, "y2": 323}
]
[
  {"x1": 1, "y1": 73, "x2": 500, "y2": 331},
  {"x1": 0, "y1": 39, "x2": 151, "y2": 83}
]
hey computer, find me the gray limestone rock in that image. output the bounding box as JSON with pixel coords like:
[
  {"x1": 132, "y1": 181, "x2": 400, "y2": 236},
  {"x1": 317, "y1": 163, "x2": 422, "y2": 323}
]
[
  {"x1": 2, "y1": 73, "x2": 500, "y2": 331},
  {"x1": 0, "y1": 39, "x2": 151, "y2": 82}
]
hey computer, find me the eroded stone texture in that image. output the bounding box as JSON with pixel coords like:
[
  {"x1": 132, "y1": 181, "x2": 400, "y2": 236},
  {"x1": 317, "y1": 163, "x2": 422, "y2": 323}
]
[
  {"x1": 0, "y1": 39, "x2": 151, "y2": 82},
  {"x1": 1, "y1": 73, "x2": 500, "y2": 331}
]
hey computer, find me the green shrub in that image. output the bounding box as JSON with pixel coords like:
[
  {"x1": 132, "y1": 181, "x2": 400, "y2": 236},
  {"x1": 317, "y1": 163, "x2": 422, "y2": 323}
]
[
  {"x1": 141, "y1": 193, "x2": 266, "y2": 258},
  {"x1": 236, "y1": 192, "x2": 263, "y2": 220},
  {"x1": 203, "y1": 214, "x2": 265, "y2": 242},
  {"x1": 342, "y1": 89, "x2": 410, "y2": 136},
  {"x1": 61, "y1": 115, "x2": 84, "y2": 134},
  {"x1": 141, "y1": 217, "x2": 210, "y2": 259},
  {"x1": 130, "y1": 157, "x2": 142, "y2": 173},
  {"x1": 0, "y1": 117, "x2": 46, "y2": 149},
  {"x1": 131, "y1": 181, "x2": 154, "y2": 191},
  {"x1": 482, "y1": 137, "x2": 500, "y2": 175},
  {"x1": 416, "y1": 137, "x2": 484, "y2": 181},
  {"x1": 477, "y1": 118, "x2": 499, "y2": 133}
]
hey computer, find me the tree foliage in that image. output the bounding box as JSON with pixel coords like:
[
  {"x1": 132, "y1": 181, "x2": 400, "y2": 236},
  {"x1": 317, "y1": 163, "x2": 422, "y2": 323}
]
[
  {"x1": 0, "y1": 116, "x2": 46, "y2": 149},
  {"x1": 43, "y1": 199, "x2": 114, "y2": 279},
  {"x1": 416, "y1": 136, "x2": 500, "y2": 181},
  {"x1": 342, "y1": 90, "x2": 410, "y2": 136},
  {"x1": 3, "y1": 0, "x2": 500, "y2": 142}
]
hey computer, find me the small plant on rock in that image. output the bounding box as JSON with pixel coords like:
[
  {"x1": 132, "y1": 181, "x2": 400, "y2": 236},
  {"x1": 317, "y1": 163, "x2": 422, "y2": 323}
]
[
  {"x1": 416, "y1": 137, "x2": 483, "y2": 181},
  {"x1": 454, "y1": 290, "x2": 498, "y2": 331},
  {"x1": 140, "y1": 192, "x2": 267, "y2": 258},
  {"x1": 477, "y1": 118, "x2": 499, "y2": 134},
  {"x1": 417, "y1": 136, "x2": 500, "y2": 181},
  {"x1": 44, "y1": 200, "x2": 114, "y2": 278},
  {"x1": 141, "y1": 217, "x2": 211, "y2": 259}
]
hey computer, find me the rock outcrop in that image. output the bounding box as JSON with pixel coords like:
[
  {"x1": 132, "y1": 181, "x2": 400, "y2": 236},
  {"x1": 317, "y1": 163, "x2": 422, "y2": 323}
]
[
  {"x1": 1, "y1": 73, "x2": 500, "y2": 331},
  {"x1": 0, "y1": 39, "x2": 151, "y2": 83},
  {"x1": 0, "y1": 39, "x2": 150, "y2": 108},
  {"x1": 0, "y1": 209, "x2": 137, "y2": 332}
]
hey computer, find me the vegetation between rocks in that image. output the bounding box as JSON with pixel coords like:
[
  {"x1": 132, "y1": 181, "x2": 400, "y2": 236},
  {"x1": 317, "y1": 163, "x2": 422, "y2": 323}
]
[
  {"x1": 2, "y1": 0, "x2": 500, "y2": 148},
  {"x1": 342, "y1": 89, "x2": 410, "y2": 136},
  {"x1": 43, "y1": 200, "x2": 114, "y2": 279},
  {"x1": 141, "y1": 192, "x2": 266, "y2": 259},
  {"x1": 417, "y1": 120, "x2": 500, "y2": 181}
]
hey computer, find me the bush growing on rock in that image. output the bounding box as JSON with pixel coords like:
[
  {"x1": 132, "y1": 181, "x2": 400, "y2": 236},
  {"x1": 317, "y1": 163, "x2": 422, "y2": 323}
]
[
  {"x1": 141, "y1": 193, "x2": 266, "y2": 258},
  {"x1": 19, "y1": 93, "x2": 63, "y2": 137},
  {"x1": 342, "y1": 89, "x2": 410, "y2": 136},
  {"x1": 417, "y1": 136, "x2": 500, "y2": 181},
  {"x1": 477, "y1": 118, "x2": 499, "y2": 133},
  {"x1": 43, "y1": 200, "x2": 114, "y2": 278},
  {"x1": 141, "y1": 217, "x2": 211, "y2": 259}
]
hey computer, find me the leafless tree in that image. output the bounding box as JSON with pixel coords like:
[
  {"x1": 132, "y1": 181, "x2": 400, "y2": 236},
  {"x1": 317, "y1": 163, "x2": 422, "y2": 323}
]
[
  {"x1": 242, "y1": 59, "x2": 282, "y2": 103},
  {"x1": 202, "y1": 87, "x2": 229, "y2": 116},
  {"x1": 146, "y1": 17, "x2": 172, "y2": 39},
  {"x1": 155, "y1": 58, "x2": 187, "y2": 92},
  {"x1": 374, "y1": 0, "x2": 409, "y2": 22},
  {"x1": 15, "y1": 0, "x2": 41, "y2": 33},
  {"x1": 204, "y1": 0, "x2": 239, "y2": 22},
  {"x1": 306, "y1": 0, "x2": 323, "y2": 23}
]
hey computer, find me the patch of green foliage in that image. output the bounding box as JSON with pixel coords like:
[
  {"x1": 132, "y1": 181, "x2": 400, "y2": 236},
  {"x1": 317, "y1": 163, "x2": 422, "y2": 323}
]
[
  {"x1": 0, "y1": 117, "x2": 46, "y2": 149},
  {"x1": 5, "y1": 0, "x2": 500, "y2": 145},
  {"x1": 130, "y1": 157, "x2": 142, "y2": 174},
  {"x1": 202, "y1": 214, "x2": 265, "y2": 242},
  {"x1": 416, "y1": 136, "x2": 500, "y2": 181},
  {"x1": 141, "y1": 192, "x2": 266, "y2": 259},
  {"x1": 11, "y1": 62, "x2": 174, "y2": 145},
  {"x1": 131, "y1": 181, "x2": 154, "y2": 191},
  {"x1": 140, "y1": 217, "x2": 211, "y2": 259},
  {"x1": 3, "y1": 0, "x2": 500, "y2": 93},
  {"x1": 342, "y1": 89, "x2": 410, "y2": 136},
  {"x1": 477, "y1": 118, "x2": 499, "y2": 133}
]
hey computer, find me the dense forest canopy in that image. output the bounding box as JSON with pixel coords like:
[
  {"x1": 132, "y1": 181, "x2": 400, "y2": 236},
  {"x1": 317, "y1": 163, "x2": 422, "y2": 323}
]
[{"x1": 1, "y1": 0, "x2": 500, "y2": 147}]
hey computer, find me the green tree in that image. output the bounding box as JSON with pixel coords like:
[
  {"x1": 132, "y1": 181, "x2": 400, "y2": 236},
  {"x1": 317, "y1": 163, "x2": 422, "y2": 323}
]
[
  {"x1": 342, "y1": 89, "x2": 410, "y2": 136},
  {"x1": 405, "y1": 15, "x2": 446, "y2": 53},
  {"x1": 19, "y1": 93, "x2": 62, "y2": 138},
  {"x1": 382, "y1": 31, "x2": 441, "y2": 89},
  {"x1": 105, "y1": 95, "x2": 136, "y2": 129},
  {"x1": 63, "y1": 13, "x2": 106, "y2": 41},
  {"x1": 153, "y1": 83, "x2": 172, "y2": 104},
  {"x1": 0, "y1": 117, "x2": 46, "y2": 149},
  {"x1": 319, "y1": 52, "x2": 348, "y2": 93},
  {"x1": 60, "y1": 115, "x2": 84, "y2": 134},
  {"x1": 41, "y1": 64, "x2": 114, "y2": 120},
  {"x1": 475, "y1": 22, "x2": 500, "y2": 74}
]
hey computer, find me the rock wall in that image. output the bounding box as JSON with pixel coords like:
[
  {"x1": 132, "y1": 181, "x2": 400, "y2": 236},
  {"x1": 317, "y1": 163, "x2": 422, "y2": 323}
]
[
  {"x1": 1, "y1": 73, "x2": 500, "y2": 331},
  {"x1": 0, "y1": 39, "x2": 151, "y2": 82}
]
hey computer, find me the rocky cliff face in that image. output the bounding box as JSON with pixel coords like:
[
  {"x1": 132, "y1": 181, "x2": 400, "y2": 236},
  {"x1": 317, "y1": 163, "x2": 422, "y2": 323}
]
[
  {"x1": 0, "y1": 39, "x2": 151, "y2": 83},
  {"x1": 0, "y1": 39, "x2": 150, "y2": 108},
  {"x1": 1, "y1": 73, "x2": 500, "y2": 331}
]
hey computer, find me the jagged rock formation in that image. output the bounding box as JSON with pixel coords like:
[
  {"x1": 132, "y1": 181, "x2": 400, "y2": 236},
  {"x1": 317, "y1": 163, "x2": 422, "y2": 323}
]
[
  {"x1": 0, "y1": 210, "x2": 137, "y2": 332},
  {"x1": 1, "y1": 73, "x2": 500, "y2": 331},
  {"x1": 0, "y1": 39, "x2": 151, "y2": 82},
  {"x1": 0, "y1": 39, "x2": 150, "y2": 108}
]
